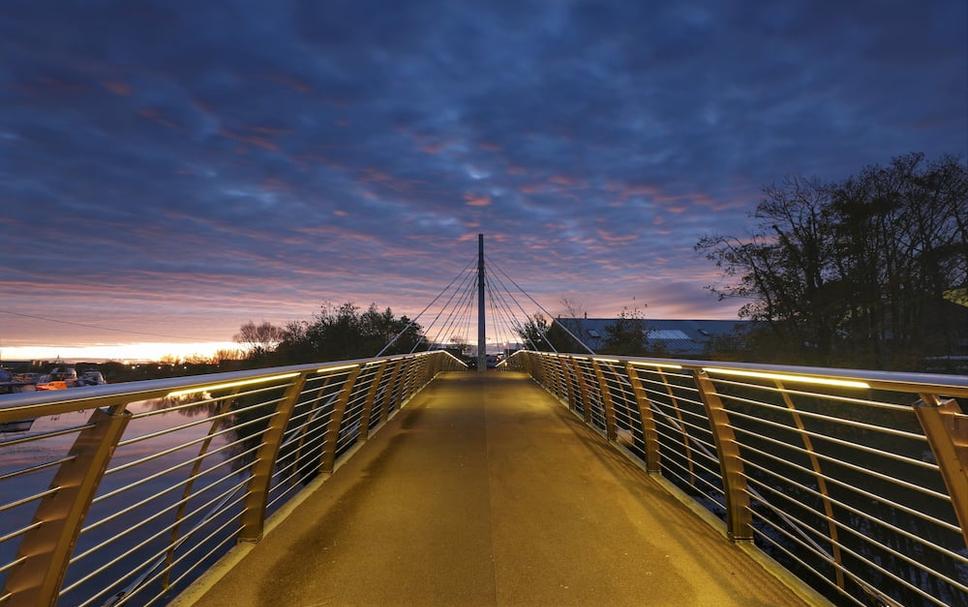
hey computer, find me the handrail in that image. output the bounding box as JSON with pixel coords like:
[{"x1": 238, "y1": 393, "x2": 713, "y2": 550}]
[
  {"x1": 501, "y1": 351, "x2": 968, "y2": 396},
  {"x1": 0, "y1": 350, "x2": 465, "y2": 607},
  {"x1": 0, "y1": 351, "x2": 468, "y2": 422},
  {"x1": 502, "y1": 350, "x2": 967, "y2": 607}
]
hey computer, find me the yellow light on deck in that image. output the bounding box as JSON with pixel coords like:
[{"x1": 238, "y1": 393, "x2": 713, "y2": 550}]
[
  {"x1": 166, "y1": 372, "x2": 300, "y2": 398},
  {"x1": 629, "y1": 361, "x2": 683, "y2": 370},
  {"x1": 593, "y1": 357, "x2": 620, "y2": 363},
  {"x1": 702, "y1": 367, "x2": 870, "y2": 390}
]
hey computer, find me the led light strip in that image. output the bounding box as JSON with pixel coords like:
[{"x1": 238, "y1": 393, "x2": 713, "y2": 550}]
[
  {"x1": 702, "y1": 367, "x2": 870, "y2": 390},
  {"x1": 316, "y1": 364, "x2": 361, "y2": 374},
  {"x1": 167, "y1": 372, "x2": 300, "y2": 398},
  {"x1": 628, "y1": 361, "x2": 683, "y2": 370}
]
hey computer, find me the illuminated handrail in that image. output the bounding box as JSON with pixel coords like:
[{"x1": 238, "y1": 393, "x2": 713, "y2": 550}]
[
  {"x1": 502, "y1": 350, "x2": 967, "y2": 607},
  {"x1": 0, "y1": 350, "x2": 465, "y2": 607}
]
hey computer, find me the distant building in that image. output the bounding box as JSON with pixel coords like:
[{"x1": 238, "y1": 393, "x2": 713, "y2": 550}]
[{"x1": 552, "y1": 317, "x2": 754, "y2": 357}]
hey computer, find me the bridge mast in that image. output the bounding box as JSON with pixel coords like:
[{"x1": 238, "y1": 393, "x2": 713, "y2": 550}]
[{"x1": 477, "y1": 233, "x2": 485, "y2": 372}]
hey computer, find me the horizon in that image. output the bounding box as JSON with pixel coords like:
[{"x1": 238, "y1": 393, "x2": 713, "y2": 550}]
[{"x1": 2, "y1": 1, "x2": 965, "y2": 361}]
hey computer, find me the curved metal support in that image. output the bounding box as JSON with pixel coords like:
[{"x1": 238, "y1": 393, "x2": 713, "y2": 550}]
[
  {"x1": 320, "y1": 367, "x2": 363, "y2": 474},
  {"x1": 380, "y1": 360, "x2": 404, "y2": 424},
  {"x1": 553, "y1": 357, "x2": 568, "y2": 400},
  {"x1": 592, "y1": 360, "x2": 617, "y2": 441},
  {"x1": 694, "y1": 370, "x2": 752, "y2": 542},
  {"x1": 570, "y1": 359, "x2": 592, "y2": 423},
  {"x1": 658, "y1": 368, "x2": 696, "y2": 486},
  {"x1": 915, "y1": 393, "x2": 968, "y2": 548},
  {"x1": 240, "y1": 373, "x2": 308, "y2": 542},
  {"x1": 775, "y1": 380, "x2": 845, "y2": 589},
  {"x1": 2, "y1": 405, "x2": 131, "y2": 607},
  {"x1": 287, "y1": 375, "x2": 335, "y2": 487},
  {"x1": 359, "y1": 362, "x2": 388, "y2": 441},
  {"x1": 163, "y1": 390, "x2": 239, "y2": 588},
  {"x1": 626, "y1": 364, "x2": 661, "y2": 473},
  {"x1": 562, "y1": 361, "x2": 577, "y2": 409}
]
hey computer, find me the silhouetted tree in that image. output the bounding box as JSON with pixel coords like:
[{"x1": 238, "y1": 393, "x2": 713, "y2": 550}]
[
  {"x1": 697, "y1": 153, "x2": 967, "y2": 369},
  {"x1": 234, "y1": 321, "x2": 285, "y2": 359},
  {"x1": 270, "y1": 303, "x2": 424, "y2": 364}
]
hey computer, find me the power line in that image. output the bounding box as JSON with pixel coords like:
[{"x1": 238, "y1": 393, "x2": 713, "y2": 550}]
[{"x1": 0, "y1": 310, "x2": 204, "y2": 341}]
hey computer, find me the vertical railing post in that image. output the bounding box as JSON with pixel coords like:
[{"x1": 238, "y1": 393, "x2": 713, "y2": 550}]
[
  {"x1": 547, "y1": 356, "x2": 561, "y2": 395},
  {"x1": 381, "y1": 360, "x2": 404, "y2": 425},
  {"x1": 571, "y1": 358, "x2": 593, "y2": 424},
  {"x1": 164, "y1": 388, "x2": 241, "y2": 587},
  {"x1": 320, "y1": 366, "x2": 363, "y2": 474},
  {"x1": 239, "y1": 372, "x2": 308, "y2": 542},
  {"x1": 359, "y1": 362, "x2": 388, "y2": 441},
  {"x1": 776, "y1": 380, "x2": 844, "y2": 588},
  {"x1": 563, "y1": 361, "x2": 577, "y2": 409},
  {"x1": 557, "y1": 357, "x2": 569, "y2": 398},
  {"x1": 539, "y1": 354, "x2": 552, "y2": 389},
  {"x1": 694, "y1": 370, "x2": 752, "y2": 542},
  {"x1": 398, "y1": 358, "x2": 414, "y2": 403},
  {"x1": 287, "y1": 376, "x2": 334, "y2": 488},
  {"x1": 554, "y1": 357, "x2": 568, "y2": 399},
  {"x1": 533, "y1": 354, "x2": 548, "y2": 388},
  {"x1": 659, "y1": 368, "x2": 696, "y2": 485},
  {"x1": 3, "y1": 405, "x2": 130, "y2": 607},
  {"x1": 916, "y1": 393, "x2": 968, "y2": 547},
  {"x1": 406, "y1": 357, "x2": 419, "y2": 398},
  {"x1": 592, "y1": 360, "x2": 617, "y2": 441},
  {"x1": 626, "y1": 364, "x2": 661, "y2": 474},
  {"x1": 541, "y1": 354, "x2": 561, "y2": 394}
]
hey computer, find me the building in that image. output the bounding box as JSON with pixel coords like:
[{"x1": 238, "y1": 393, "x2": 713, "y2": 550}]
[{"x1": 552, "y1": 317, "x2": 754, "y2": 357}]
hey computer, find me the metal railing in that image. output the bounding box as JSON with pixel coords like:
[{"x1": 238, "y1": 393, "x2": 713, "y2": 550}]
[
  {"x1": 501, "y1": 351, "x2": 967, "y2": 607},
  {"x1": 0, "y1": 350, "x2": 465, "y2": 607}
]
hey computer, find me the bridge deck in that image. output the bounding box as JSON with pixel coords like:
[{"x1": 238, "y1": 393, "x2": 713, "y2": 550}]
[{"x1": 189, "y1": 371, "x2": 806, "y2": 607}]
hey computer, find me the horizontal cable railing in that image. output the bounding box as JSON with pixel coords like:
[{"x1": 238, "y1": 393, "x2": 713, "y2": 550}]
[
  {"x1": 501, "y1": 351, "x2": 968, "y2": 607},
  {"x1": 0, "y1": 350, "x2": 465, "y2": 607}
]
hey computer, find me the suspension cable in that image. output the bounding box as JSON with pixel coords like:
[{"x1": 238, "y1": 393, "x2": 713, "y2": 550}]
[
  {"x1": 484, "y1": 261, "x2": 561, "y2": 353},
  {"x1": 486, "y1": 275, "x2": 535, "y2": 352},
  {"x1": 375, "y1": 256, "x2": 476, "y2": 356},
  {"x1": 485, "y1": 275, "x2": 536, "y2": 352},
  {"x1": 492, "y1": 276, "x2": 538, "y2": 350},
  {"x1": 409, "y1": 264, "x2": 477, "y2": 354},
  {"x1": 490, "y1": 273, "x2": 556, "y2": 353},
  {"x1": 427, "y1": 271, "x2": 478, "y2": 350},
  {"x1": 485, "y1": 255, "x2": 594, "y2": 354}
]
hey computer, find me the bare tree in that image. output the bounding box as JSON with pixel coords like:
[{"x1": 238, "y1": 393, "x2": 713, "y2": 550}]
[{"x1": 234, "y1": 321, "x2": 285, "y2": 356}]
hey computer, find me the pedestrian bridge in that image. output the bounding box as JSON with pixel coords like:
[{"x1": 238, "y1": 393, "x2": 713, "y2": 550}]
[{"x1": 0, "y1": 350, "x2": 965, "y2": 607}]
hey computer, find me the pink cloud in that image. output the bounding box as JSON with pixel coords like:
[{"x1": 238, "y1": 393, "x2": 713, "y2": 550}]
[
  {"x1": 464, "y1": 193, "x2": 492, "y2": 207},
  {"x1": 595, "y1": 228, "x2": 638, "y2": 244}
]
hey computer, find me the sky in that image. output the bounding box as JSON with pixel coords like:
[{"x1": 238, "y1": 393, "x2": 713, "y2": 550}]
[{"x1": 1, "y1": 1, "x2": 966, "y2": 360}]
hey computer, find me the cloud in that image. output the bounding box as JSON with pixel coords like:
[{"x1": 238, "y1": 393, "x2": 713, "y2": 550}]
[
  {"x1": 464, "y1": 194, "x2": 492, "y2": 207},
  {"x1": 0, "y1": 0, "x2": 964, "y2": 352}
]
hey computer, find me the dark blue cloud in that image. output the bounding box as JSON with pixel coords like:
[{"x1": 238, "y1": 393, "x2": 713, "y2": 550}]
[{"x1": 0, "y1": 0, "x2": 965, "y2": 348}]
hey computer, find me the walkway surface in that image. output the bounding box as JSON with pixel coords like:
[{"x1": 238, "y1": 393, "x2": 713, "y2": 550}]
[{"x1": 191, "y1": 371, "x2": 807, "y2": 607}]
